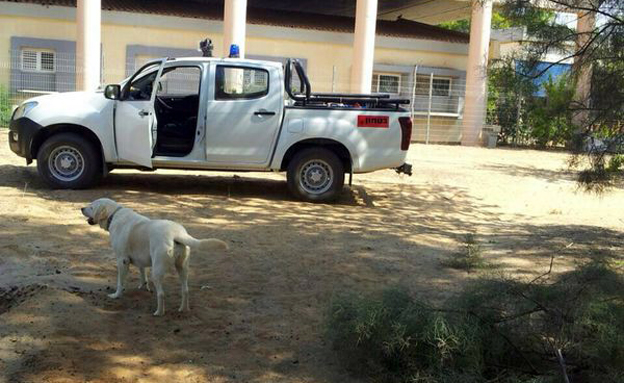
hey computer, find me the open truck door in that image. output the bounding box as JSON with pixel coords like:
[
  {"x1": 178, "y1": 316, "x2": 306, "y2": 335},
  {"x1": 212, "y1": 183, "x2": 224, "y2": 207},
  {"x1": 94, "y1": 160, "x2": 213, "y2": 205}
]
[{"x1": 114, "y1": 59, "x2": 166, "y2": 168}]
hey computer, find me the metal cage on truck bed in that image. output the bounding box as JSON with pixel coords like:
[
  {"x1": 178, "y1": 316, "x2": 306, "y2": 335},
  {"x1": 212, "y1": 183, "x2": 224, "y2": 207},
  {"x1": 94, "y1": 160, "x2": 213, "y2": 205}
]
[{"x1": 285, "y1": 59, "x2": 410, "y2": 110}]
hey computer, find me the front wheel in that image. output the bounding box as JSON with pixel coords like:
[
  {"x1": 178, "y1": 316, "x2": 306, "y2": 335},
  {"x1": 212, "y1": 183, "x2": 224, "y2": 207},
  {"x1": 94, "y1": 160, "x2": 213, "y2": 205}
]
[
  {"x1": 36, "y1": 133, "x2": 102, "y2": 189},
  {"x1": 287, "y1": 148, "x2": 345, "y2": 202}
]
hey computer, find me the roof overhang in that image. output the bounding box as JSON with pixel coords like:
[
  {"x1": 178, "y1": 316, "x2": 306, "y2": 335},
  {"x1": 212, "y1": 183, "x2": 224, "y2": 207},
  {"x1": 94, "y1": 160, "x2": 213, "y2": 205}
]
[
  {"x1": 1, "y1": 0, "x2": 470, "y2": 44},
  {"x1": 1, "y1": 0, "x2": 507, "y2": 24},
  {"x1": 378, "y1": 0, "x2": 474, "y2": 23}
]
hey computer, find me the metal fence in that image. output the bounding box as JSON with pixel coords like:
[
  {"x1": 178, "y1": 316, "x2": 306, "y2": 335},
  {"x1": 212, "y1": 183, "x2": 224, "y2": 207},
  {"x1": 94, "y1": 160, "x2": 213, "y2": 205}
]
[
  {"x1": 297, "y1": 66, "x2": 473, "y2": 144},
  {"x1": 1, "y1": 52, "x2": 498, "y2": 146}
]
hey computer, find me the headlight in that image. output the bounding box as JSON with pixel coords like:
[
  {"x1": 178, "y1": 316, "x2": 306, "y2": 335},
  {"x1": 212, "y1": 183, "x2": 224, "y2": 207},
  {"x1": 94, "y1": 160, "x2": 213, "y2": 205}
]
[{"x1": 12, "y1": 101, "x2": 38, "y2": 120}]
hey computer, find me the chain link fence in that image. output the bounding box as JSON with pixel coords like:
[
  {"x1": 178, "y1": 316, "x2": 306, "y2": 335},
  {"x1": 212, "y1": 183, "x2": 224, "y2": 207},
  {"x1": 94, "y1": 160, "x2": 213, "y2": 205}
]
[{"x1": 1, "y1": 52, "x2": 509, "y2": 147}]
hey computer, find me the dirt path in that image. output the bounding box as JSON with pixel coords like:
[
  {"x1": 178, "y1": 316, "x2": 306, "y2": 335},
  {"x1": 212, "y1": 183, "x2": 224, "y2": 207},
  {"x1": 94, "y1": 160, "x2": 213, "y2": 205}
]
[{"x1": 1, "y1": 133, "x2": 622, "y2": 383}]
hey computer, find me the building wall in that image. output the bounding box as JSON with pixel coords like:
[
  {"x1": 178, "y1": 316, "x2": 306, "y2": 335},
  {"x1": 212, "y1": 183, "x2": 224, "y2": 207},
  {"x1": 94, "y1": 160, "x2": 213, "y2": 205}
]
[
  {"x1": 0, "y1": 3, "x2": 468, "y2": 91},
  {"x1": 101, "y1": 23, "x2": 215, "y2": 82},
  {"x1": 0, "y1": 14, "x2": 76, "y2": 88}
]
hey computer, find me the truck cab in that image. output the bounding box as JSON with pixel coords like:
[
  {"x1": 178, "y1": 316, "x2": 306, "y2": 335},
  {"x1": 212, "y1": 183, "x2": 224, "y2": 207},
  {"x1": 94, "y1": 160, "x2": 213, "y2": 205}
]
[{"x1": 111, "y1": 57, "x2": 286, "y2": 170}]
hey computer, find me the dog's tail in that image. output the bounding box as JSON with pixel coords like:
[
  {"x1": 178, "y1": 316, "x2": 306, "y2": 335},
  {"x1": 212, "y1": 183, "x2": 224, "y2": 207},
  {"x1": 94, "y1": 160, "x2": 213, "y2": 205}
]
[{"x1": 174, "y1": 234, "x2": 229, "y2": 252}]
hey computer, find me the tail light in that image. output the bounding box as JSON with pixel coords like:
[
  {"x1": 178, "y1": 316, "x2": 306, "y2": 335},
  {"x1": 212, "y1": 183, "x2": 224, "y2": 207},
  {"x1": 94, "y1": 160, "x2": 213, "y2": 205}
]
[{"x1": 398, "y1": 117, "x2": 412, "y2": 151}]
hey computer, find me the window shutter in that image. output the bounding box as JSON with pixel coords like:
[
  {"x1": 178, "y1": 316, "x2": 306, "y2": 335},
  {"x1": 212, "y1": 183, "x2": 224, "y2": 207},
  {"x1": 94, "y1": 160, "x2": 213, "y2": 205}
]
[
  {"x1": 432, "y1": 78, "x2": 451, "y2": 96},
  {"x1": 22, "y1": 50, "x2": 37, "y2": 71},
  {"x1": 40, "y1": 52, "x2": 55, "y2": 72},
  {"x1": 378, "y1": 74, "x2": 400, "y2": 94}
]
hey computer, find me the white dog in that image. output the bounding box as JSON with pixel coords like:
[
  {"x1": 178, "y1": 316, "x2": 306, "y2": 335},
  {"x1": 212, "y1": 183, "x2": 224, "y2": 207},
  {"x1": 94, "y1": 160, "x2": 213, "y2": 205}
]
[{"x1": 81, "y1": 198, "x2": 228, "y2": 316}]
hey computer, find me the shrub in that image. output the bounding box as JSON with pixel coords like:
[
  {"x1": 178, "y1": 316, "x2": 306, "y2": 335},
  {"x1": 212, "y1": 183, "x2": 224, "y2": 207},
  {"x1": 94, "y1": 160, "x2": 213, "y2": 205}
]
[
  {"x1": 607, "y1": 154, "x2": 623, "y2": 173},
  {"x1": 327, "y1": 259, "x2": 623, "y2": 383},
  {"x1": 527, "y1": 74, "x2": 575, "y2": 147},
  {"x1": 0, "y1": 85, "x2": 12, "y2": 128},
  {"x1": 441, "y1": 233, "x2": 487, "y2": 271},
  {"x1": 327, "y1": 287, "x2": 484, "y2": 383},
  {"x1": 486, "y1": 59, "x2": 537, "y2": 145}
]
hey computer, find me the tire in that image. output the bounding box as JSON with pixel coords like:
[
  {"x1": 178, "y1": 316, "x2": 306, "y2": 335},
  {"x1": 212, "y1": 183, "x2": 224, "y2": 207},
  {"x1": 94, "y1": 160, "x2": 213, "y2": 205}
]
[
  {"x1": 287, "y1": 147, "x2": 345, "y2": 202},
  {"x1": 36, "y1": 133, "x2": 102, "y2": 189}
]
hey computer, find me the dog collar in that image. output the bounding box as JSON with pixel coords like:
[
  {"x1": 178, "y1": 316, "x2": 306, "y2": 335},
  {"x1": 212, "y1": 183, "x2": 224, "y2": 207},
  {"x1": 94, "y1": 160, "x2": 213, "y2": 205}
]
[{"x1": 105, "y1": 207, "x2": 123, "y2": 231}]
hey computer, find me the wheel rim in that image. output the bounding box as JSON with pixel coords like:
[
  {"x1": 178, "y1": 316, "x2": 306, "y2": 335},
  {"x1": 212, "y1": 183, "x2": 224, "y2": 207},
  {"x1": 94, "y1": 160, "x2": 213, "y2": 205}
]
[
  {"x1": 48, "y1": 145, "x2": 85, "y2": 182},
  {"x1": 299, "y1": 159, "x2": 333, "y2": 195}
]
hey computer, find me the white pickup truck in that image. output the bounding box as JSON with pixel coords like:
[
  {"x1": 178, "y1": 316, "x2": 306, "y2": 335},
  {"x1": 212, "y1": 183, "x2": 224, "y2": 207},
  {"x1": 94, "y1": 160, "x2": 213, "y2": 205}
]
[{"x1": 9, "y1": 57, "x2": 412, "y2": 202}]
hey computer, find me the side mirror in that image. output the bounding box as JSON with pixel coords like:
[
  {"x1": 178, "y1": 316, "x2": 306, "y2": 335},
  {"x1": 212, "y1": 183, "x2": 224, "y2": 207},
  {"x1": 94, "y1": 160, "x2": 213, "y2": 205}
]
[{"x1": 104, "y1": 84, "x2": 121, "y2": 100}]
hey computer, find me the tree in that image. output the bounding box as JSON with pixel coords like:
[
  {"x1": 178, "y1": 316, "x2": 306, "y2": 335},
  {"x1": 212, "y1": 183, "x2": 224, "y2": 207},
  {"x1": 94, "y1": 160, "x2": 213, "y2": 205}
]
[
  {"x1": 527, "y1": 73, "x2": 576, "y2": 147},
  {"x1": 486, "y1": 58, "x2": 537, "y2": 145},
  {"x1": 441, "y1": 1, "x2": 623, "y2": 186},
  {"x1": 438, "y1": 9, "x2": 553, "y2": 33},
  {"x1": 501, "y1": 0, "x2": 623, "y2": 187}
]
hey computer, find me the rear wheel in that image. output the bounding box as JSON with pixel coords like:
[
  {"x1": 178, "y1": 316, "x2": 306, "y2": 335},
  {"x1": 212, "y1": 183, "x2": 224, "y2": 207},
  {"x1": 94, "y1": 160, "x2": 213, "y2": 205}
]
[
  {"x1": 287, "y1": 148, "x2": 345, "y2": 202},
  {"x1": 36, "y1": 133, "x2": 101, "y2": 189}
]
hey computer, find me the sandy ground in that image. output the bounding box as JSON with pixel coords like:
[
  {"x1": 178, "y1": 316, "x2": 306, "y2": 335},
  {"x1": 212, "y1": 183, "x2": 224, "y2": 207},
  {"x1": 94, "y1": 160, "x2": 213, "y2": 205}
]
[{"x1": 0, "y1": 133, "x2": 622, "y2": 383}]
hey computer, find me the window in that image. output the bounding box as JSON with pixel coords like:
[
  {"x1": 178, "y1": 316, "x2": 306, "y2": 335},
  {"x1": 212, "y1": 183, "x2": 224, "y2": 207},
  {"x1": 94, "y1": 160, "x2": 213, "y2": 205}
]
[
  {"x1": 22, "y1": 50, "x2": 37, "y2": 71},
  {"x1": 215, "y1": 66, "x2": 269, "y2": 100},
  {"x1": 124, "y1": 63, "x2": 161, "y2": 101},
  {"x1": 371, "y1": 73, "x2": 401, "y2": 95},
  {"x1": 21, "y1": 49, "x2": 55, "y2": 73},
  {"x1": 157, "y1": 66, "x2": 201, "y2": 96},
  {"x1": 432, "y1": 78, "x2": 452, "y2": 96},
  {"x1": 415, "y1": 75, "x2": 452, "y2": 96}
]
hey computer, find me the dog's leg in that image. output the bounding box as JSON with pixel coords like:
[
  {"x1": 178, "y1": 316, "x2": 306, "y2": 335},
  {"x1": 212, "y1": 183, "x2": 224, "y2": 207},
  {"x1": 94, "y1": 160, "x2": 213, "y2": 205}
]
[
  {"x1": 175, "y1": 248, "x2": 190, "y2": 312},
  {"x1": 138, "y1": 267, "x2": 150, "y2": 291},
  {"x1": 108, "y1": 258, "x2": 129, "y2": 299},
  {"x1": 151, "y1": 261, "x2": 166, "y2": 316}
]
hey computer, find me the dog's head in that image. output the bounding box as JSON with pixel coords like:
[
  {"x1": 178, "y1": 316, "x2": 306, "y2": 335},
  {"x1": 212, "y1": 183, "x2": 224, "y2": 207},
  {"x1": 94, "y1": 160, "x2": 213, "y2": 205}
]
[{"x1": 81, "y1": 198, "x2": 121, "y2": 229}]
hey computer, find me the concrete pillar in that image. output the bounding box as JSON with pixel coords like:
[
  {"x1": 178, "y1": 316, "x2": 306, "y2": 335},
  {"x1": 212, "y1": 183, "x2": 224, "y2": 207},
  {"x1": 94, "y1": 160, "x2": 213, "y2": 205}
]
[
  {"x1": 461, "y1": 0, "x2": 493, "y2": 146},
  {"x1": 223, "y1": 0, "x2": 247, "y2": 58},
  {"x1": 572, "y1": 9, "x2": 595, "y2": 136},
  {"x1": 76, "y1": 0, "x2": 101, "y2": 91},
  {"x1": 350, "y1": 0, "x2": 378, "y2": 93}
]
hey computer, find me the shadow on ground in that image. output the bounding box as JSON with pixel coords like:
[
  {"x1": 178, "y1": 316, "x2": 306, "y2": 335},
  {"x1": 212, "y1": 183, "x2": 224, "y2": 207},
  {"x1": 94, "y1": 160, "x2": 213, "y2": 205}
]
[{"x1": 480, "y1": 162, "x2": 577, "y2": 183}]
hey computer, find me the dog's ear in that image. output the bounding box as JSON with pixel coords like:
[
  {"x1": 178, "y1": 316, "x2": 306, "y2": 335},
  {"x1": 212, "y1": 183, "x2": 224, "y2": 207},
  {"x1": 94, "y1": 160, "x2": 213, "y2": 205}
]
[{"x1": 93, "y1": 203, "x2": 112, "y2": 228}]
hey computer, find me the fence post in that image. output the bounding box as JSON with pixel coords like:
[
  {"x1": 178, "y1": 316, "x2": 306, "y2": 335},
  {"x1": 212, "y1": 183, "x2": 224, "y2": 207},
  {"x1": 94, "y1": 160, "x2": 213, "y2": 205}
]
[
  {"x1": 426, "y1": 72, "x2": 434, "y2": 145},
  {"x1": 411, "y1": 65, "x2": 418, "y2": 120}
]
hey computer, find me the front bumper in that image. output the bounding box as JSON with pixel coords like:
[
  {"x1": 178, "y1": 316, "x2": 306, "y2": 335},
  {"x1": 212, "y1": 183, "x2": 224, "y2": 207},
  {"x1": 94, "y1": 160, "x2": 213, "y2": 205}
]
[{"x1": 9, "y1": 117, "x2": 42, "y2": 163}]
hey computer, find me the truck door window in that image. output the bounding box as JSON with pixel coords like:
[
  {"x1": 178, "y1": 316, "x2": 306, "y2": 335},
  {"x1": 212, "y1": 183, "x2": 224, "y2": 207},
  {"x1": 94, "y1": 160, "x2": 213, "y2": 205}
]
[
  {"x1": 215, "y1": 66, "x2": 269, "y2": 100},
  {"x1": 157, "y1": 66, "x2": 201, "y2": 96},
  {"x1": 127, "y1": 70, "x2": 158, "y2": 101}
]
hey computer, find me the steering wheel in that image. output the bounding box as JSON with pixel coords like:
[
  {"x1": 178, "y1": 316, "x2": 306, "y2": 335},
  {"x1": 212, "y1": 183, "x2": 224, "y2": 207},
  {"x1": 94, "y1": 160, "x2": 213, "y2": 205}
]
[{"x1": 156, "y1": 96, "x2": 173, "y2": 110}]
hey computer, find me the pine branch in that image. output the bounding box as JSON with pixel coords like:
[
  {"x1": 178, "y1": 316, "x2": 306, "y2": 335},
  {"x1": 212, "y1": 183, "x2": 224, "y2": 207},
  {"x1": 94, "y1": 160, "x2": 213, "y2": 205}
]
[{"x1": 543, "y1": 0, "x2": 624, "y2": 24}]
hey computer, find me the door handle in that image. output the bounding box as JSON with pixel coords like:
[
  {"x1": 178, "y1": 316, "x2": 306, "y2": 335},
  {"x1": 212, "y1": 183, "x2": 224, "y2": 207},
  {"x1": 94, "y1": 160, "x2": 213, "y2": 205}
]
[
  {"x1": 254, "y1": 110, "x2": 276, "y2": 116},
  {"x1": 138, "y1": 110, "x2": 150, "y2": 117}
]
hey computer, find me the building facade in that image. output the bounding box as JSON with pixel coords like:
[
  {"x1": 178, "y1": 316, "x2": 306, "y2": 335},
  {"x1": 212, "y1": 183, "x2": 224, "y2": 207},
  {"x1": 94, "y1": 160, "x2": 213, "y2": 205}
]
[{"x1": 1, "y1": 0, "x2": 473, "y2": 143}]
